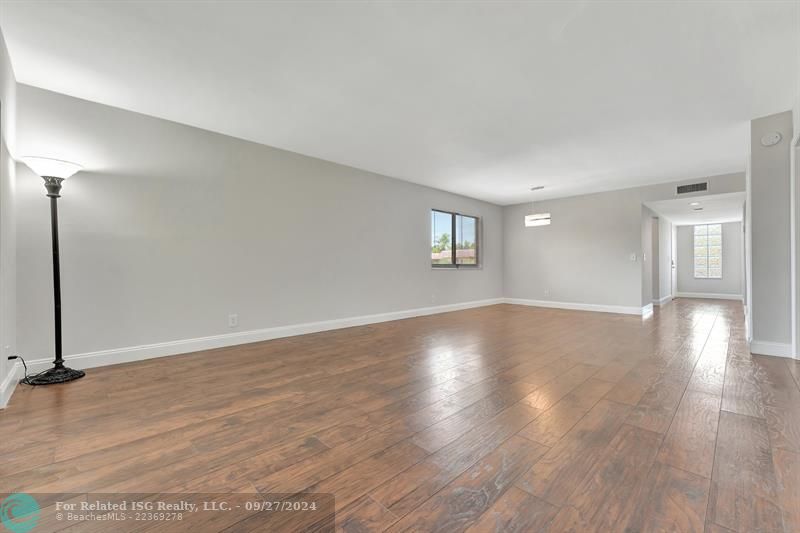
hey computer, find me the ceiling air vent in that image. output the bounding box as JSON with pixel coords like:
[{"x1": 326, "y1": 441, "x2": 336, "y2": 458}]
[{"x1": 676, "y1": 182, "x2": 708, "y2": 195}]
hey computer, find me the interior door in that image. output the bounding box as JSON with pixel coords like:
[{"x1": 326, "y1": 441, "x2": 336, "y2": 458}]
[{"x1": 671, "y1": 225, "x2": 677, "y2": 296}]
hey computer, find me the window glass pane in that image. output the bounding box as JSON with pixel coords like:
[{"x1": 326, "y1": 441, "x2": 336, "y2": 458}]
[
  {"x1": 455, "y1": 215, "x2": 477, "y2": 265},
  {"x1": 693, "y1": 223, "x2": 723, "y2": 279},
  {"x1": 431, "y1": 211, "x2": 453, "y2": 265}
]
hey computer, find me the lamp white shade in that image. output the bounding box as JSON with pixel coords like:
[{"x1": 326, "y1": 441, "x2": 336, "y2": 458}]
[
  {"x1": 21, "y1": 156, "x2": 82, "y2": 179},
  {"x1": 525, "y1": 213, "x2": 551, "y2": 227}
]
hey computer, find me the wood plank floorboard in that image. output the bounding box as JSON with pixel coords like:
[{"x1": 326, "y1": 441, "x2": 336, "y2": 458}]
[
  {"x1": 754, "y1": 355, "x2": 800, "y2": 453},
  {"x1": 657, "y1": 388, "x2": 721, "y2": 478},
  {"x1": 514, "y1": 398, "x2": 632, "y2": 506},
  {"x1": 338, "y1": 495, "x2": 398, "y2": 533},
  {"x1": 707, "y1": 411, "x2": 783, "y2": 532},
  {"x1": 546, "y1": 424, "x2": 664, "y2": 532},
  {"x1": 1, "y1": 299, "x2": 796, "y2": 532},
  {"x1": 771, "y1": 448, "x2": 800, "y2": 533},
  {"x1": 721, "y1": 356, "x2": 766, "y2": 419},
  {"x1": 465, "y1": 486, "x2": 559, "y2": 533},
  {"x1": 385, "y1": 435, "x2": 548, "y2": 532},
  {"x1": 786, "y1": 359, "x2": 800, "y2": 391},
  {"x1": 629, "y1": 461, "x2": 711, "y2": 532}
]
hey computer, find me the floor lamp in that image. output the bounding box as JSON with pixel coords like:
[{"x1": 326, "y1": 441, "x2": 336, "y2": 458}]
[{"x1": 21, "y1": 156, "x2": 86, "y2": 385}]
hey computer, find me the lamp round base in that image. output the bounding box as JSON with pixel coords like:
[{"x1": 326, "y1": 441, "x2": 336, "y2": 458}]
[{"x1": 24, "y1": 366, "x2": 85, "y2": 385}]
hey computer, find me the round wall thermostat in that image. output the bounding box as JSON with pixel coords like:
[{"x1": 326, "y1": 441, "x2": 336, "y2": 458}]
[{"x1": 761, "y1": 132, "x2": 782, "y2": 147}]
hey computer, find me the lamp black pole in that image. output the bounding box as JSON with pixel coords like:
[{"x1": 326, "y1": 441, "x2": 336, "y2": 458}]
[{"x1": 26, "y1": 176, "x2": 85, "y2": 385}]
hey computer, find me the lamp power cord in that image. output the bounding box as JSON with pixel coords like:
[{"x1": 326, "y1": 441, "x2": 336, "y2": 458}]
[{"x1": 7, "y1": 355, "x2": 49, "y2": 386}]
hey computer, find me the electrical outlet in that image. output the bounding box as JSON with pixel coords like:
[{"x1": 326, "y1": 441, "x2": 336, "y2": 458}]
[
  {"x1": 630, "y1": 253, "x2": 637, "y2": 262},
  {"x1": 544, "y1": 289, "x2": 550, "y2": 298},
  {"x1": 228, "y1": 313, "x2": 238, "y2": 328}
]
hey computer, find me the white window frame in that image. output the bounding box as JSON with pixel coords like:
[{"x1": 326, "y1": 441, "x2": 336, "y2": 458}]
[{"x1": 693, "y1": 223, "x2": 722, "y2": 279}]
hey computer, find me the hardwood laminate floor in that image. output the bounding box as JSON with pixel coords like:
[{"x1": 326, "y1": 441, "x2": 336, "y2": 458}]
[{"x1": 1, "y1": 299, "x2": 798, "y2": 532}]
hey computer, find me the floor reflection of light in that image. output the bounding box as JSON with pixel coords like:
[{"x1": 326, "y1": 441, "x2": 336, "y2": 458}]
[
  {"x1": 423, "y1": 347, "x2": 459, "y2": 373},
  {"x1": 686, "y1": 332, "x2": 707, "y2": 351},
  {"x1": 421, "y1": 344, "x2": 490, "y2": 377}
]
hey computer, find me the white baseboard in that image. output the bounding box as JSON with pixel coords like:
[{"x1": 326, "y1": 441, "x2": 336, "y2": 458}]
[
  {"x1": 0, "y1": 363, "x2": 21, "y2": 409},
  {"x1": 750, "y1": 340, "x2": 796, "y2": 359},
  {"x1": 20, "y1": 298, "x2": 506, "y2": 377},
  {"x1": 504, "y1": 298, "x2": 648, "y2": 316},
  {"x1": 675, "y1": 292, "x2": 743, "y2": 301},
  {"x1": 1, "y1": 293, "x2": 720, "y2": 408},
  {"x1": 653, "y1": 295, "x2": 673, "y2": 306},
  {"x1": 14, "y1": 295, "x2": 650, "y2": 381}
]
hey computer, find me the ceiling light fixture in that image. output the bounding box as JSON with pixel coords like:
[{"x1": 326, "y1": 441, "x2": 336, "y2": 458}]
[
  {"x1": 525, "y1": 186, "x2": 550, "y2": 227},
  {"x1": 689, "y1": 201, "x2": 701, "y2": 207}
]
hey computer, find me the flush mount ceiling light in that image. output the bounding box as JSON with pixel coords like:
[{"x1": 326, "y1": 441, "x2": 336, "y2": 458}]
[
  {"x1": 525, "y1": 186, "x2": 550, "y2": 227},
  {"x1": 689, "y1": 201, "x2": 701, "y2": 207}
]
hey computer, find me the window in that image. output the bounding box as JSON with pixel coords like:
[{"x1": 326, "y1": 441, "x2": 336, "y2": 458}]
[
  {"x1": 694, "y1": 224, "x2": 722, "y2": 278},
  {"x1": 431, "y1": 209, "x2": 479, "y2": 267}
]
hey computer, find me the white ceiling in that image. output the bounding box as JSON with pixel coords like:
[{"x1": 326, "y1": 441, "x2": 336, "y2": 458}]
[
  {"x1": 646, "y1": 191, "x2": 746, "y2": 226},
  {"x1": 1, "y1": 1, "x2": 797, "y2": 205}
]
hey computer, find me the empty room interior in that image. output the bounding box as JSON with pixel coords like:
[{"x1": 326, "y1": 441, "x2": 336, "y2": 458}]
[{"x1": 0, "y1": 1, "x2": 799, "y2": 532}]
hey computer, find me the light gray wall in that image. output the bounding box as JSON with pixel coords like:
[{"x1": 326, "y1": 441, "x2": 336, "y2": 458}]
[
  {"x1": 0, "y1": 30, "x2": 17, "y2": 406},
  {"x1": 745, "y1": 164, "x2": 752, "y2": 336},
  {"x1": 795, "y1": 107, "x2": 800, "y2": 357},
  {"x1": 503, "y1": 173, "x2": 745, "y2": 311},
  {"x1": 795, "y1": 68, "x2": 800, "y2": 359},
  {"x1": 15, "y1": 86, "x2": 503, "y2": 361},
  {"x1": 676, "y1": 222, "x2": 743, "y2": 296},
  {"x1": 751, "y1": 110, "x2": 793, "y2": 346},
  {"x1": 503, "y1": 187, "x2": 644, "y2": 309}
]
